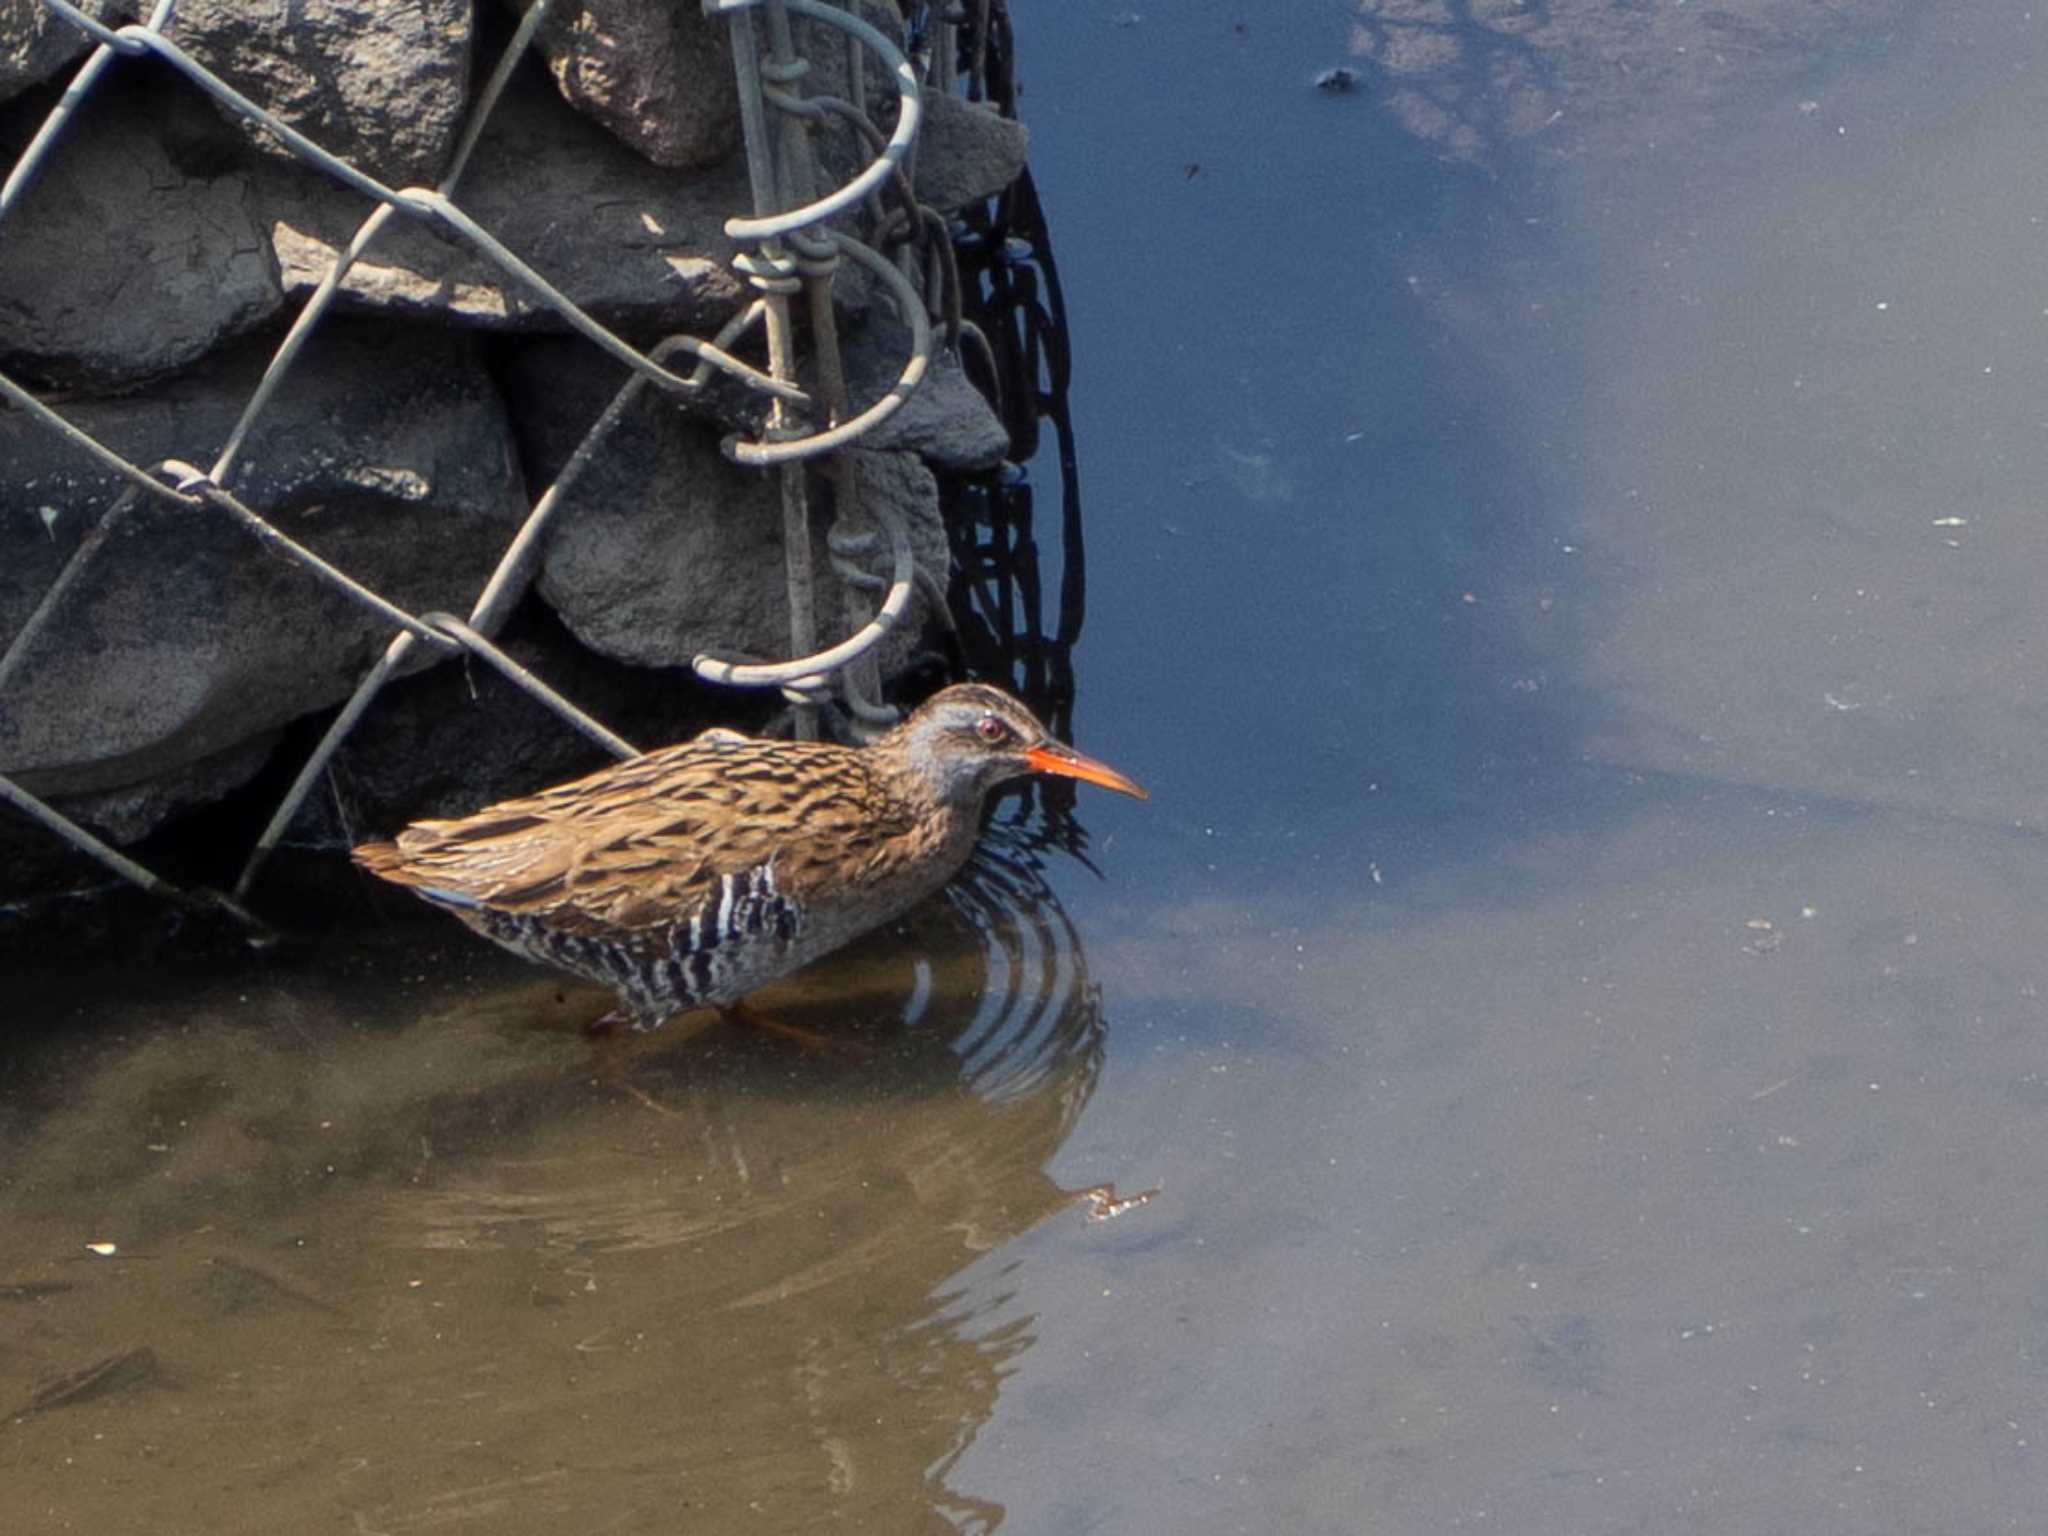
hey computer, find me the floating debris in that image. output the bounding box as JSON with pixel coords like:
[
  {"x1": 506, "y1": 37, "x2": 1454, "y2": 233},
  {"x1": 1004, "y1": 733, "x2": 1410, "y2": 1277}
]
[
  {"x1": 1073, "y1": 1183, "x2": 1161, "y2": 1222},
  {"x1": 1314, "y1": 66, "x2": 1360, "y2": 94},
  {"x1": 1742, "y1": 918, "x2": 1783, "y2": 955}
]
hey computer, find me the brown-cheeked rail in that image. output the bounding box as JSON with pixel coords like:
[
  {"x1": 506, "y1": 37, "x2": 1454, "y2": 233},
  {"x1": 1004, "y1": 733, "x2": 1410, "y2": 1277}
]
[{"x1": 352, "y1": 683, "x2": 1147, "y2": 1038}]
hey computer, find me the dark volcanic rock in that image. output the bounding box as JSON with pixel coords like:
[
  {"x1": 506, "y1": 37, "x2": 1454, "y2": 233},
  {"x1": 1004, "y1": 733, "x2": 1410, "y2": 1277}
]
[
  {"x1": 257, "y1": 66, "x2": 750, "y2": 335},
  {"x1": 0, "y1": 2, "x2": 135, "y2": 105},
  {"x1": 503, "y1": 339, "x2": 948, "y2": 678},
  {"x1": 323, "y1": 617, "x2": 770, "y2": 837},
  {"x1": 0, "y1": 321, "x2": 527, "y2": 813},
  {"x1": 164, "y1": 0, "x2": 473, "y2": 189},
  {"x1": 845, "y1": 313, "x2": 1010, "y2": 471},
  {"x1": 50, "y1": 731, "x2": 280, "y2": 844},
  {"x1": 912, "y1": 93, "x2": 1030, "y2": 214},
  {"x1": 513, "y1": 0, "x2": 739, "y2": 170},
  {"x1": 0, "y1": 93, "x2": 284, "y2": 389}
]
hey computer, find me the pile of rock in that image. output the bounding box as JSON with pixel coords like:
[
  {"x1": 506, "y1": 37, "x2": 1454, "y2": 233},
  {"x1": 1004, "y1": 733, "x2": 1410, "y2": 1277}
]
[{"x1": 0, "y1": 0, "x2": 1027, "y2": 899}]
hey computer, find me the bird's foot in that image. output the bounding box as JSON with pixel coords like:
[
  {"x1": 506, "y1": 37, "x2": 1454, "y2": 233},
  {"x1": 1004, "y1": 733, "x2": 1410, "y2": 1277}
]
[
  {"x1": 720, "y1": 1000, "x2": 871, "y2": 1062},
  {"x1": 582, "y1": 1014, "x2": 681, "y2": 1116}
]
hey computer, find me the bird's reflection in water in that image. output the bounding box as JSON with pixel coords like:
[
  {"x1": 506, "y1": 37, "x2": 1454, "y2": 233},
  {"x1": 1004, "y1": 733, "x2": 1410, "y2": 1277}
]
[
  {"x1": 0, "y1": 818, "x2": 1138, "y2": 1534},
  {"x1": 949, "y1": 822, "x2": 1105, "y2": 1110}
]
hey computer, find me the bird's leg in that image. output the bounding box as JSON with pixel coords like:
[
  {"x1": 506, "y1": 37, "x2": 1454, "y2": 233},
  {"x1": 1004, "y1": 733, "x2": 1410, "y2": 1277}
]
[
  {"x1": 580, "y1": 1010, "x2": 681, "y2": 1116},
  {"x1": 585, "y1": 1007, "x2": 629, "y2": 1037},
  {"x1": 719, "y1": 999, "x2": 870, "y2": 1061}
]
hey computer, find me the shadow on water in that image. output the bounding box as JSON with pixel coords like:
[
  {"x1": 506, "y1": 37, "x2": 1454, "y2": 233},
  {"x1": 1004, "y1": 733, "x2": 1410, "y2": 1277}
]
[{"x1": 0, "y1": 826, "x2": 1125, "y2": 1533}]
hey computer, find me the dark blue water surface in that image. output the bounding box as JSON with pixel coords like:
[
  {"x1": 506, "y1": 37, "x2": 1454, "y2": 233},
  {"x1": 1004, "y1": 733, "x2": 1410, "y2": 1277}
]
[
  {"x1": 954, "y1": 4, "x2": 2048, "y2": 1532},
  {"x1": 12, "y1": 5, "x2": 2048, "y2": 1533}
]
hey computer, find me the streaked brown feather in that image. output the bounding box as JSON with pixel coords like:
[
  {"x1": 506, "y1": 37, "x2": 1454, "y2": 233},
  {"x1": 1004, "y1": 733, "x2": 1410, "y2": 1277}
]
[{"x1": 365, "y1": 735, "x2": 927, "y2": 932}]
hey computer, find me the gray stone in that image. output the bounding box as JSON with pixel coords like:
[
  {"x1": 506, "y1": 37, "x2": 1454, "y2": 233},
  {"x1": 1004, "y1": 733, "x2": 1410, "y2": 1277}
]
[
  {"x1": 505, "y1": 340, "x2": 946, "y2": 679},
  {"x1": 790, "y1": 0, "x2": 908, "y2": 115},
  {"x1": 912, "y1": 93, "x2": 1029, "y2": 213},
  {"x1": 523, "y1": 387, "x2": 784, "y2": 667},
  {"x1": 2, "y1": 486, "x2": 90, "y2": 673},
  {"x1": 163, "y1": 0, "x2": 472, "y2": 189},
  {"x1": 51, "y1": 731, "x2": 279, "y2": 844},
  {"x1": 0, "y1": 321, "x2": 529, "y2": 801},
  {"x1": 325, "y1": 626, "x2": 759, "y2": 835},
  {"x1": 514, "y1": 0, "x2": 739, "y2": 170},
  {"x1": 258, "y1": 67, "x2": 750, "y2": 334},
  {"x1": 786, "y1": 1, "x2": 926, "y2": 216},
  {"x1": 0, "y1": 801, "x2": 109, "y2": 898},
  {"x1": 0, "y1": 1, "x2": 135, "y2": 105},
  {"x1": 843, "y1": 445, "x2": 950, "y2": 654},
  {"x1": 0, "y1": 94, "x2": 284, "y2": 389},
  {"x1": 844, "y1": 312, "x2": 1010, "y2": 471}
]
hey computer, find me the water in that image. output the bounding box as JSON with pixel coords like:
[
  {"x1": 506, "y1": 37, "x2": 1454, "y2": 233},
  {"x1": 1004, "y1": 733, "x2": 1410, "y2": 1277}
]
[{"x1": 11, "y1": 3, "x2": 2048, "y2": 1531}]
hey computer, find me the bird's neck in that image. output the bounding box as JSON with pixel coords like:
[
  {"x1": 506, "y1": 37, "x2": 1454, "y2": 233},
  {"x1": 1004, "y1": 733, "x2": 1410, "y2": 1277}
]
[{"x1": 867, "y1": 727, "x2": 985, "y2": 819}]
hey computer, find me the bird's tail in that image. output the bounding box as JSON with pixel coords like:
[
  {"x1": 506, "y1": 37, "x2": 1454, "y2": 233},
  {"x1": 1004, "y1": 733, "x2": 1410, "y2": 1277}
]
[{"x1": 351, "y1": 841, "x2": 408, "y2": 881}]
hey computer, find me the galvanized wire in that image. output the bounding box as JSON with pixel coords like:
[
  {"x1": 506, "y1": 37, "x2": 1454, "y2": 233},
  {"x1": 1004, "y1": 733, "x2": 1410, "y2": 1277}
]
[
  {"x1": 1, "y1": 0, "x2": 986, "y2": 923},
  {"x1": 694, "y1": 0, "x2": 952, "y2": 740},
  {"x1": 707, "y1": 0, "x2": 922, "y2": 244}
]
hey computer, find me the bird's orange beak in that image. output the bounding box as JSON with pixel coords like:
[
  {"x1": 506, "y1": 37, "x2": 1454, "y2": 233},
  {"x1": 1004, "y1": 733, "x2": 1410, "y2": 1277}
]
[{"x1": 1025, "y1": 741, "x2": 1149, "y2": 800}]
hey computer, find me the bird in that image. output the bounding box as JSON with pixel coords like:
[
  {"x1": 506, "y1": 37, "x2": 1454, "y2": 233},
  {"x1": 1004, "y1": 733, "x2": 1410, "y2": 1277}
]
[{"x1": 352, "y1": 682, "x2": 1147, "y2": 1035}]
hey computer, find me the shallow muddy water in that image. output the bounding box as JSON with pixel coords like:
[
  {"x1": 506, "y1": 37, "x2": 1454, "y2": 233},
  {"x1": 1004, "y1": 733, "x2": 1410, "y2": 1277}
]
[{"x1": 14, "y1": 3, "x2": 2048, "y2": 1533}]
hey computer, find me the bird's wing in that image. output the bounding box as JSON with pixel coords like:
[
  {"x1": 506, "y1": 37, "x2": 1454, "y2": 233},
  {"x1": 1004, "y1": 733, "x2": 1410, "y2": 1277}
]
[{"x1": 354, "y1": 737, "x2": 920, "y2": 937}]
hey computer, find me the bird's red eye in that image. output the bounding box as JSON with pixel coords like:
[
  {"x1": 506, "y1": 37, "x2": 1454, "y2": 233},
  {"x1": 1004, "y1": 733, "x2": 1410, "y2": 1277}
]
[{"x1": 975, "y1": 714, "x2": 1009, "y2": 743}]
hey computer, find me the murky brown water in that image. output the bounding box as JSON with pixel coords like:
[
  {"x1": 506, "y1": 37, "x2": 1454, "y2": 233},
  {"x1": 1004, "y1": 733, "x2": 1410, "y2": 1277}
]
[{"x1": 3, "y1": 839, "x2": 1135, "y2": 1534}]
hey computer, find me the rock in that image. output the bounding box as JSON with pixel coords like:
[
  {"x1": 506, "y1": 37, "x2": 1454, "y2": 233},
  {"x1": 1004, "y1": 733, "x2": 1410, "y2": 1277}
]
[
  {"x1": 51, "y1": 731, "x2": 279, "y2": 844},
  {"x1": 325, "y1": 614, "x2": 771, "y2": 835},
  {"x1": 844, "y1": 312, "x2": 1010, "y2": 471},
  {"x1": 0, "y1": 321, "x2": 528, "y2": 804},
  {"x1": 784, "y1": 1, "x2": 940, "y2": 215},
  {"x1": 504, "y1": 340, "x2": 946, "y2": 678},
  {"x1": 792, "y1": 0, "x2": 908, "y2": 108},
  {"x1": 1, "y1": 490, "x2": 88, "y2": 675},
  {"x1": 0, "y1": 91, "x2": 284, "y2": 389},
  {"x1": 0, "y1": 800, "x2": 112, "y2": 899},
  {"x1": 257, "y1": 66, "x2": 750, "y2": 334},
  {"x1": 0, "y1": 1, "x2": 135, "y2": 105},
  {"x1": 912, "y1": 93, "x2": 1029, "y2": 213},
  {"x1": 844, "y1": 445, "x2": 950, "y2": 648},
  {"x1": 514, "y1": 0, "x2": 739, "y2": 170},
  {"x1": 163, "y1": 0, "x2": 472, "y2": 189}
]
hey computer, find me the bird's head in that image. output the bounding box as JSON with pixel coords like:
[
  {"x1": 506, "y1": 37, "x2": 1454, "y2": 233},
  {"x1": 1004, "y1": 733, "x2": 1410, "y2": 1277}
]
[{"x1": 887, "y1": 683, "x2": 1149, "y2": 809}]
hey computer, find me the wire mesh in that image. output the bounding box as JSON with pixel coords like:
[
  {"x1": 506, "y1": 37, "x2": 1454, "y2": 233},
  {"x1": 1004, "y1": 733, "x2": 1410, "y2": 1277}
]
[{"x1": 0, "y1": 0, "x2": 1010, "y2": 927}]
